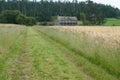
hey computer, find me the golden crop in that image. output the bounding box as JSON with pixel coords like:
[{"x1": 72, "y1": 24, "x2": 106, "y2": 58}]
[{"x1": 51, "y1": 26, "x2": 120, "y2": 48}]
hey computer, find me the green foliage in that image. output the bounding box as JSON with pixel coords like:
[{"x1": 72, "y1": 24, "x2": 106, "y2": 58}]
[
  {"x1": 88, "y1": 16, "x2": 106, "y2": 25},
  {"x1": 16, "y1": 14, "x2": 27, "y2": 25},
  {"x1": 27, "y1": 17, "x2": 36, "y2": 26},
  {"x1": 0, "y1": 10, "x2": 36, "y2": 26},
  {"x1": 80, "y1": 13, "x2": 87, "y2": 25},
  {"x1": 16, "y1": 14, "x2": 36, "y2": 26},
  {"x1": 0, "y1": 10, "x2": 20, "y2": 24},
  {"x1": 80, "y1": 12, "x2": 106, "y2": 25}
]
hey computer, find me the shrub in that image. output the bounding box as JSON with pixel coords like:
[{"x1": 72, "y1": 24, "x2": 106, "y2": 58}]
[
  {"x1": 0, "y1": 10, "x2": 36, "y2": 26},
  {"x1": 16, "y1": 14, "x2": 36, "y2": 26},
  {"x1": 0, "y1": 10, "x2": 20, "y2": 24}
]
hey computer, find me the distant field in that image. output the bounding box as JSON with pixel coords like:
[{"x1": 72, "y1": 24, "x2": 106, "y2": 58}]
[
  {"x1": 78, "y1": 18, "x2": 120, "y2": 26},
  {"x1": 78, "y1": 21, "x2": 83, "y2": 25},
  {"x1": 0, "y1": 24, "x2": 120, "y2": 80},
  {"x1": 104, "y1": 18, "x2": 120, "y2": 26}
]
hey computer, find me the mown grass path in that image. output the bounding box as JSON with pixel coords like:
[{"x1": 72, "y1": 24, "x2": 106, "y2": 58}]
[{"x1": 7, "y1": 29, "x2": 33, "y2": 80}]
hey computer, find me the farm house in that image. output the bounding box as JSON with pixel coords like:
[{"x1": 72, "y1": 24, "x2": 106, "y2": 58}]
[{"x1": 54, "y1": 16, "x2": 78, "y2": 26}]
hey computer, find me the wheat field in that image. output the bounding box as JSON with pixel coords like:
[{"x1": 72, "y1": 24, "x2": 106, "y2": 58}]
[{"x1": 52, "y1": 26, "x2": 120, "y2": 48}]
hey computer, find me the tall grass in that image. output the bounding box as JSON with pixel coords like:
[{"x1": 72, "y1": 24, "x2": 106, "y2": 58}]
[
  {"x1": 0, "y1": 24, "x2": 26, "y2": 53},
  {"x1": 34, "y1": 26, "x2": 120, "y2": 80},
  {"x1": 0, "y1": 24, "x2": 26, "y2": 79}
]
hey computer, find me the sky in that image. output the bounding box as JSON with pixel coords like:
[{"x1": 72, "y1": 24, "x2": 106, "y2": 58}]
[
  {"x1": 78, "y1": 0, "x2": 120, "y2": 9},
  {"x1": 53, "y1": 0, "x2": 120, "y2": 9}
]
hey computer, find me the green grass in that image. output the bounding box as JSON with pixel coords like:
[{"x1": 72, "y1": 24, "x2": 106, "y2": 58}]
[
  {"x1": 78, "y1": 21, "x2": 83, "y2": 25},
  {"x1": 0, "y1": 24, "x2": 27, "y2": 80},
  {"x1": 103, "y1": 18, "x2": 120, "y2": 26},
  {"x1": 27, "y1": 28, "x2": 93, "y2": 80},
  {"x1": 0, "y1": 25, "x2": 93, "y2": 80}
]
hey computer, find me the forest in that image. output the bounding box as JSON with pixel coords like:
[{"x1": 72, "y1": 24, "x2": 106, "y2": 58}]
[{"x1": 0, "y1": 0, "x2": 120, "y2": 22}]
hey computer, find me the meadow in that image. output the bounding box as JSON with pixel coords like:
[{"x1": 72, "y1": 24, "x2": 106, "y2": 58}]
[
  {"x1": 78, "y1": 18, "x2": 120, "y2": 26},
  {"x1": 104, "y1": 18, "x2": 120, "y2": 26},
  {"x1": 0, "y1": 24, "x2": 120, "y2": 80}
]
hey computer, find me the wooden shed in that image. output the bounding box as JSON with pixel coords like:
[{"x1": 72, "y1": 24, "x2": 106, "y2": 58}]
[{"x1": 54, "y1": 16, "x2": 78, "y2": 26}]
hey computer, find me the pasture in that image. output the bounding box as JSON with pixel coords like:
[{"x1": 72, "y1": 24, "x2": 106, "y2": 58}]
[
  {"x1": 78, "y1": 18, "x2": 120, "y2": 26},
  {"x1": 0, "y1": 24, "x2": 120, "y2": 80},
  {"x1": 104, "y1": 18, "x2": 120, "y2": 26}
]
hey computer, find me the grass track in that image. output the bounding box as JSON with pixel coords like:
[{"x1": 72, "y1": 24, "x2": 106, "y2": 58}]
[{"x1": 28, "y1": 27, "x2": 94, "y2": 80}]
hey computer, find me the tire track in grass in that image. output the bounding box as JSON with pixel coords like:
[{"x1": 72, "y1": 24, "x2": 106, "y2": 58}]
[
  {"x1": 27, "y1": 27, "x2": 95, "y2": 80},
  {"x1": 7, "y1": 29, "x2": 33, "y2": 80},
  {"x1": 37, "y1": 33, "x2": 95, "y2": 80},
  {"x1": 8, "y1": 50, "x2": 32, "y2": 80}
]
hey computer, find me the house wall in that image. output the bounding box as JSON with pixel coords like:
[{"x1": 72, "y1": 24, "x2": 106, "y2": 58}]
[
  {"x1": 55, "y1": 20, "x2": 77, "y2": 26},
  {"x1": 54, "y1": 16, "x2": 78, "y2": 26}
]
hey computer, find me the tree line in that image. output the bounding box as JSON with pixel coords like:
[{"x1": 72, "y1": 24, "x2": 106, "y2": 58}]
[{"x1": 0, "y1": 0, "x2": 120, "y2": 25}]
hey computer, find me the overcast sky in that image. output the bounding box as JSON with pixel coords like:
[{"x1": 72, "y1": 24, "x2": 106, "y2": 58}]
[
  {"x1": 53, "y1": 0, "x2": 120, "y2": 9},
  {"x1": 78, "y1": 0, "x2": 120, "y2": 9}
]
